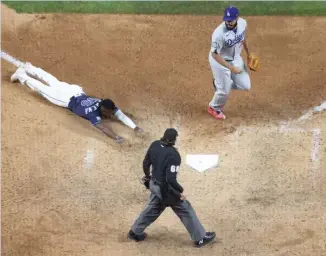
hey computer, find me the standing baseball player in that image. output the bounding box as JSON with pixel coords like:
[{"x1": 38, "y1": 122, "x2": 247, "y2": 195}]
[
  {"x1": 128, "y1": 128, "x2": 216, "y2": 248},
  {"x1": 9, "y1": 63, "x2": 143, "y2": 144},
  {"x1": 208, "y1": 6, "x2": 258, "y2": 120}
]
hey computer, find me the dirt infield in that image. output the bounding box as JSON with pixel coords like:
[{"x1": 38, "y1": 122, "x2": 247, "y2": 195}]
[{"x1": 2, "y1": 4, "x2": 326, "y2": 256}]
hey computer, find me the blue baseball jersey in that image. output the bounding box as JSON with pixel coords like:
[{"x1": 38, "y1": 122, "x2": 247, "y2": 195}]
[{"x1": 68, "y1": 94, "x2": 102, "y2": 125}]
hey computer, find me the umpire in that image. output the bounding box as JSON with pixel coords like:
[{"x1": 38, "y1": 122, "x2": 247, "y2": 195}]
[{"x1": 127, "y1": 128, "x2": 216, "y2": 248}]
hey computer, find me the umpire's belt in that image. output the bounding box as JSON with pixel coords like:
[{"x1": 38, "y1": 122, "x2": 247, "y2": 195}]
[{"x1": 152, "y1": 179, "x2": 162, "y2": 186}]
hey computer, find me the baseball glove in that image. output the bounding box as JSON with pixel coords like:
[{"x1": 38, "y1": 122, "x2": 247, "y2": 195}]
[
  {"x1": 141, "y1": 175, "x2": 151, "y2": 189},
  {"x1": 247, "y1": 54, "x2": 259, "y2": 71}
]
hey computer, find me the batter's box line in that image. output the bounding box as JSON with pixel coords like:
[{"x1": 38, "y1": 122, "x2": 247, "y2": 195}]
[
  {"x1": 276, "y1": 126, "x2": 321, "y2": 189},
  {"x1": 310, "y1": 128, "x2": 320, "y2": 189},
  {"x1": 274, "y1": 126, "x2": 320, "y2": 189},
  {"x1": 233, "y1": 125, "x2": 321, "y2": 190}
]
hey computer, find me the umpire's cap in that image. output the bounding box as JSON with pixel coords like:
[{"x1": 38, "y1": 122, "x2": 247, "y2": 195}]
[
  {"x1": 100, "y1": 98, "x2": 116, "y2": 110},
  {"x1": 161, "y1": 128, "x2": 178, "y2": 145}
]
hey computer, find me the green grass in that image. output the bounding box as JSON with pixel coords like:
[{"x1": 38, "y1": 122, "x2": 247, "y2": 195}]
[{"x1": 3, "y1": 1, "x2": 326, "y2": 16}]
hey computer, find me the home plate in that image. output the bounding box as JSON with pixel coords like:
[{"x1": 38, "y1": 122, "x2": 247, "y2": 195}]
[{"x1": 186, "y1": 154, "x2": 219, "y2": 173}]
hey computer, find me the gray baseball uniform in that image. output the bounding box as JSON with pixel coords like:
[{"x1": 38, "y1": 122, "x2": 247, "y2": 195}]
[{"x1": 209, "y1": 17, "x2": 251, "y2": 111}]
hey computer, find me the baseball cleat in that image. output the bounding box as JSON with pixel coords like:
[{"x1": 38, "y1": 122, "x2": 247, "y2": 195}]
[
  {"x1": 10, "y1": 67, "x2": 26, "y2": 83},
  {"x1": 208, "y1": 107, "x2": 226, "y2": 120},
  {"x1": 127, "y1": 230, "x2": 147, "y2": 242},
  {"x1": 194, "y1": 232, "x2": 216, "y2": 248}
]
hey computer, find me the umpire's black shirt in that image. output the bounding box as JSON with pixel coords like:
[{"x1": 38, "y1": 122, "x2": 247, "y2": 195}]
[{"x1": 143, "y1": 140, "x2": 183, "y2": 197}]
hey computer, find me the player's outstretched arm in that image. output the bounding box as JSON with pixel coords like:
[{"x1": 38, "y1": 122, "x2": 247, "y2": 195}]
[
  {"x1": 113, "y1": 109, "x2": 144, "y2": 134},
  {"x1": 94, "y1": 122, "x2": 124, "y2": 144}
]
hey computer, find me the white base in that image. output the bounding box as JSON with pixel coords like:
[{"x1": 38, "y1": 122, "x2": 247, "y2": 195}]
[{"x1": 186, "y1": 154, "x2": 219, "y2": 172}]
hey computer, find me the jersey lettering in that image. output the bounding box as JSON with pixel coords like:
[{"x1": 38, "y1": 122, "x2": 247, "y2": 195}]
[
  {"x1": 210, "y1": 17, "x2": 247, "y2": 60},
  {"x1": 225, "y1": 30, "x2": 245, "y2": 47},
  {"x1": 85, "y1": 102, "x2": 100, "y2": 115},
  {"x1": 81, "y1": 98, "x2": 99, "y2": 107},
  {"x1": 170, "y1": 165, "x2": 180, "y2": 173},
  {"x1": 68, "y1": 94, "x2": 102, "y2": 125}
]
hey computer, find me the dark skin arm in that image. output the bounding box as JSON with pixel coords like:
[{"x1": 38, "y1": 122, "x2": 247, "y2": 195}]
[{"x1": 94, "y1": 122, "x2": 124, "y2": 144}]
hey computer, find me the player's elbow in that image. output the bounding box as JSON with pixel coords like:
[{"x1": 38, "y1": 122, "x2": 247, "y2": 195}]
[
  {"x1": 142, "y1": 161, "x2": 151, "y2": 171},
  {"x1": 211, "y1": 51, "x2": 221, "y2": 60},
  {"x1": 211, "y1": 50, "x2": 218, "y2": 56},
  {"x1": 94, "y1": 122, "x2": 104, "y2": 130}
]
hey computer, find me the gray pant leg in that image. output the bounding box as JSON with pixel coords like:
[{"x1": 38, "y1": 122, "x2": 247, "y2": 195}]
[
  {"x1": 209, "y1": 78, "x2": 232, "y2": 111},
  {"x1": 208, "y1": 54, "x2": 232, "y2": 111},
  {"x1": 230, "y1": 57, "x2": 251, "y2": 91},
  {"x1": 171, "y1": 200, "x2": 206, "y2": 241},
  {"x1": 131, "y1": 193, "x2": 166, "y2": 235},
  {"x1": 231, "y1": 71, "x2": 251, "y2": 91}
]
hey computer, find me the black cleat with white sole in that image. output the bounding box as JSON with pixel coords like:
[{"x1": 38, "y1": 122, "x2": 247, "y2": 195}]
[
  {"x1": 194, "y1": 232, "x2": 216, "y2": 248},
  {"x1": 128, "y1": 230, "x2": 147, "y2": 242}
]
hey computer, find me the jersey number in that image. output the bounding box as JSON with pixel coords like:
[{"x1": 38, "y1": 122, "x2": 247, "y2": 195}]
[{"x1": 170, "y1": 165, "x2": 180, "y2": 173}]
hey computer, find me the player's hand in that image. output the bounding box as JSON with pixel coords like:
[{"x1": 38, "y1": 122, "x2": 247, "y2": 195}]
[
  {"x1": 134, "y1": 126, "x2": 144, "y2": 134},
  {"x1": 230, "y1": 66, "x2": 242, "y2": 74},
  {"x1": 115, "y1": 135, "x2": 124, "y2": 144}
]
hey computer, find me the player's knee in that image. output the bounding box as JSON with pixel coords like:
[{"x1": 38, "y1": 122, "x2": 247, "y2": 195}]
[
  {"x1": 238, "y1": 80, "x2": 251, "y2": 91},
  {"x1": 244, "y1": 81, "x2": 251, "y2": 90}
]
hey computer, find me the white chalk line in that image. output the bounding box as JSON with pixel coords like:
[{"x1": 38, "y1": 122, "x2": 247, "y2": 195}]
[
  {"x1": 3, "y1": 50, "x2": 324, "y2": 185},
  {"x1": 281, "y1": 101, "x2": 324, "y2": 188},
  {"x1": 232, "y1": 122, "x2": 322, "y2": 188},
  {"x1": 84, "y1": 148, "x2": 95, "y2": 170},
  {"x1": 295, "y1": 101, "x2": 326, "y2": 123},
  {"x1": 310, "y1": 128, "x2": 320, "y2": 188},
  {"x1": 82, "y1": 138, "x2": 100, "y2": 170}
]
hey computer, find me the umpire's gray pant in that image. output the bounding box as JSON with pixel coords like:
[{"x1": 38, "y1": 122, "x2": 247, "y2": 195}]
[{"x1": 131, "y1": 192, "x2": 206, "y2": 241}]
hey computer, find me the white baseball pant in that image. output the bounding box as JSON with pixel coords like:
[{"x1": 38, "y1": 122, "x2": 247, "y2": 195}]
[
  {"x1": 16, "y1": 64, "x2": 84, "y2": 108},
  {"x1": 208, "y1": 53, "x2": 251, "y2": 111}
]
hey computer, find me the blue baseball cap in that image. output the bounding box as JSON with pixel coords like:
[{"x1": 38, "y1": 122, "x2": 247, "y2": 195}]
[{"x1": 223, "y1": 6, "x2": 239, "y2": 21}]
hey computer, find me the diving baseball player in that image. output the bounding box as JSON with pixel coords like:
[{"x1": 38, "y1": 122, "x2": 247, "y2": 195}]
[
  {"x1": 9, "y1": 63, "x2": 143, "y2": 144},
  {"x1": 208, "y1": 6, "x2": 254, "y2": 120},
  {"x1": 128, "y1": 128, "x2": 216, "y2": 248}
]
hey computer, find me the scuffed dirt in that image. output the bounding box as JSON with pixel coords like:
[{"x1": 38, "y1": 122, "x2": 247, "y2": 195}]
[{"x1": 1, "y1": 4, "x2": 326, "y2": 256}]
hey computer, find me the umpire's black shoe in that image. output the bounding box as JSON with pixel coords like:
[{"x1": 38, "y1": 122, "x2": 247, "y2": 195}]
[
  {"x1": 128, "y1": 230, "x2": 147, "y2": 242},
  {"x1": 194, "y1": 232, "x2": 216, "y2": 248}
]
